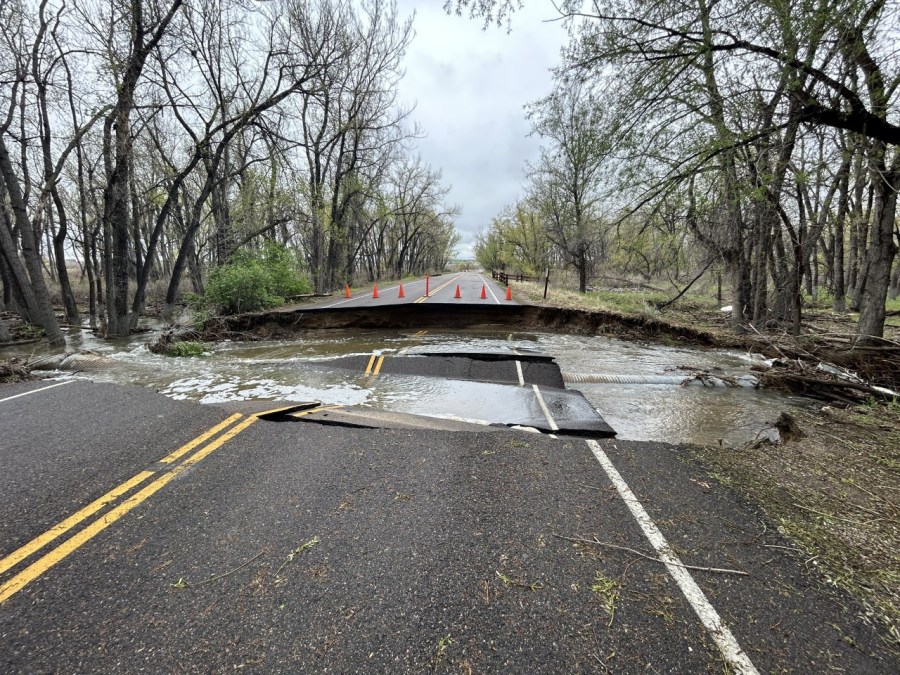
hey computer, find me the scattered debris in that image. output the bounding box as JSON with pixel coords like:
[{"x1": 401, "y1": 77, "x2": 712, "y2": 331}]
[
  {"x1": 774, "y1": 412, "x2": 805, "y2": 443},
  {"x1": 0, "y1": 359, "x2": 31, "y2": 383},
  {"x1": 274, "y1": 536, "x2": 321, "y2": 582},
  {"x1": 495, "y1": 570, "x2": 544, "y2": 591},
  {"x1": 170, "y1": 549, "x2": 266, "y2": 589},
  {"x1": 148, "y1": 325, "x2": 205, "y2": 355},
  {"x1": 554, "y1": 534, "x2": 749, "y2": 576}
]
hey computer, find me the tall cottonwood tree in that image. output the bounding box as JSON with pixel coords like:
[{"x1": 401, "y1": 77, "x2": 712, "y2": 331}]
[
  {"x1": 0, "y1": 0, "x2": 107, "y2": 345},
  {"x1": 293, "y1": 0, "x2": 415, "y2": 292},
  {"x1": 454, "y1": 0, "x2": 900, "y2": 340},
  {"x1": 87, "y1": 0, "x2": 185, "y2": 337}
]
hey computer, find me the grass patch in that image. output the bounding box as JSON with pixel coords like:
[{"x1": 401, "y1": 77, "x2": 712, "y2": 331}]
[
  {"x1": 590, "y1": 570, "x2": 620, "y2": 628},
  {"x1": 690, "y1": 403, "x2": 900, "y2": 654},
  {"x1": 512, "y1": 280, "x2": 720, "y2": 319},
  {"x1": 886, "y1": 294, "x2": 900, "y2": 313}
]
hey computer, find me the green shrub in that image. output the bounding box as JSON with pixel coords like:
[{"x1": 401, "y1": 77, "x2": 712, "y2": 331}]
[
  {"x1": 202, "y1": 244, "x2": 311, "y2": 315},
  {"x1": 259, "y1": 243, "x2": 309, "y2": 299},
  {"x1": 165, "y1": 341, "x2": 208, "y2": 357},
  {"x1": 205, "y1": 259, "x2": 277, "y2": 314}
]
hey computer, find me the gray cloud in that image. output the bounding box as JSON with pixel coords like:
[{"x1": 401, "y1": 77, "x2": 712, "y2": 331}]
[{"x1": 396, "y1": 2, "x2": 566, "y2": 258}]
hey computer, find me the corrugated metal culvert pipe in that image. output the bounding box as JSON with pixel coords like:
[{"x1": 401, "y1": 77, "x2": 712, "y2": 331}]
[{"x1": 561, "y1": 373, "x2": 759, "y2": 388}]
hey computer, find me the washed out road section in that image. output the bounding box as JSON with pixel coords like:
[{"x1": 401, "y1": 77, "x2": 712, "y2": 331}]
[
  {"x1": 309, "y1": 352, "x2": 615, "y2": 437},
  {"x1": 0, "y1": 387, "x2": 890, "y2": 672}
]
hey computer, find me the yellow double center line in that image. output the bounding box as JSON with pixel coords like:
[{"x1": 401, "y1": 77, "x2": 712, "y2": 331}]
[
  {"x1": 0, "y1": 412, "x2": 258, "y2": 604},
  {"x1": 413, "y1": 274, "x2": 463, "y2": 303},
  {"x1": 290, "y1": 404, "x2": 344, "y2": 418},
  {"x1": 364, "y1": 354, "x2": 385, "y2": 377}
]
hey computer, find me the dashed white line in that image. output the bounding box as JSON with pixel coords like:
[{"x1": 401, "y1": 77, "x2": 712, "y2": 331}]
[
  {"x1": 0, "y1": 380, "x2": 74, "y2": 404},
  {"x1": 515, "y1": 360, "x2": 525, "y2": 387},
  {"x1": 585, "y1": 439, "x2": 759, "y2": 675}
]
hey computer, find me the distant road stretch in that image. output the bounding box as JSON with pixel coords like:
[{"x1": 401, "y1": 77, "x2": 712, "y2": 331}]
[{"x1": 310, "y1": 272, "x2": 515, "y2": 309}]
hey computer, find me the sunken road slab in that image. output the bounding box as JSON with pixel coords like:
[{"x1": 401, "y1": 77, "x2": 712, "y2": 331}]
[{"x1": 309, "y1": 352, "x2": 614, "y2": 438}]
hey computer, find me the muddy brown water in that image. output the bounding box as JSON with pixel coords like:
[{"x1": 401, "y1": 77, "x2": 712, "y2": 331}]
[{"x1": 3, "y1": 324, "x2": 817, "y2": 446}]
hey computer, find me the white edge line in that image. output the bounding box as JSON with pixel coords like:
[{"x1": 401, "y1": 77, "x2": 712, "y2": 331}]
[
  {"x1": 0, "y1": 380, "x2": 75, "y2": 404},
  {"x1": 479, "y1": 274, "x2": 501, "y2": 304},
  {"x1": 584, "y1": 439, "x2": 759, "y2": 675},
  {"x1": 531, "y1": 384, "x2": 560, "y2": 431},
  {"x1": 515, "y1": 360, "x2": 525, "y2": 387}
]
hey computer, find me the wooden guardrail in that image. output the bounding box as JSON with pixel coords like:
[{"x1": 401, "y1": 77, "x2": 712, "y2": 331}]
[{"x1": 491, "y1": 270, "x2": 540, "y2": 285}]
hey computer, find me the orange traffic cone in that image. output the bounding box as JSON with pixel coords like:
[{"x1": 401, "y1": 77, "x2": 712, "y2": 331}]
[
  {"x1": 345, "y1": 284, "x2": 351, "y2": 298},
  {"x1": 372, "y1": 284, "x2": 379, "y2": 299},
  {"x1": 454, "y1": 284, "x2": 461, "y2": 299},
  {"x1": 480, "y1": 284, "x2": 487, "y2": 300},
  {"x1": 506, "y1": 286, "x2": 512, "y2": 301},
  {"x1": 398, "y1": 283, "x2": 405, "y2": 298}
]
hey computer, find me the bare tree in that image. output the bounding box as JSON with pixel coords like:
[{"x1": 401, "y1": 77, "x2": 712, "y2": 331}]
[{"x1": 526, "y1": 79, "x2": 609, "y2": 293}]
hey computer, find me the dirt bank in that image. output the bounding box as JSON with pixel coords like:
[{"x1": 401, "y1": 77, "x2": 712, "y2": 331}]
[{"x1": 200, "y1": 302, "x2": 721, "y2": 346}]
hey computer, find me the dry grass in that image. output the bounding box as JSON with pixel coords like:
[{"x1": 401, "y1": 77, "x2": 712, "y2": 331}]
[{"x1": 692, "y1": 403, "x2": 900, "y2": 653}]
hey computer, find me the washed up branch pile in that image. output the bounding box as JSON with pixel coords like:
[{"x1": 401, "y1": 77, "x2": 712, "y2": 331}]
[
  {"x1": 0, "y1": 359, "x2": 31, "y2": 383},
  {"x1": 749, "y1": 336, "x2": 900, "y2": 405}
]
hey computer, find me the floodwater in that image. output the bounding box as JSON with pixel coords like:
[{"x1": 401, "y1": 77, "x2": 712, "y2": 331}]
[{"x1": 4, "y1": 325, "x2": 814, "y2": 446}]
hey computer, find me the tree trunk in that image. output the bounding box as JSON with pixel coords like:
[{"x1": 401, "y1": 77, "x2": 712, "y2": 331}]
[
  {"x1": 832, "y1": 162, "x2": 850, "y2": 312},
  {"x1": 889, "y1": 258, "x2": 900, "y2": 300},
  {"x1": 856, "y1": 166, "x2": 899, "y2": 341},
  {"x1": 51, "y1": 188, "x2": 80, "y2": 324},
  {"x1": 163, "y1": 171, "x2": 217, "y2": 318},
  {"x1": 103, "y1": 107, "x2": 134, "y2": 337},
  {"x1": 577, "y1": 245, "x2": 588, "y2": 293},
  {"x1": 0, "y1": 281, "x2": 9, "y2": 341},
  {"x1": 0, "y1": 137, "x2": 64, "y2": 345},
  {"x1": 0, "y1": 212, "x2": 40, "y2": 325}
]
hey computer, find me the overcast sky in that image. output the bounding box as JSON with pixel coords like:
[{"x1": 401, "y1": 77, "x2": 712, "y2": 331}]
[{"x1": 395, "y1": 1, "x2": 568, "y2": 259}]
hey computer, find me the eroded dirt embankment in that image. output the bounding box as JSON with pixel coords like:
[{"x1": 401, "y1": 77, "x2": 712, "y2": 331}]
[{"x1": 202, "y1": 303, "x2": 719, "y2": 345}]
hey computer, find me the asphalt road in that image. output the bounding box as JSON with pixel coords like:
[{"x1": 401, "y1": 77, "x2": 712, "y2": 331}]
[
  {"x1": 308, "y1": 272, "x2": 516, "y2": 310},
  {"x1": 1, "y1": 379, "x2": 895, "y2": 672}
]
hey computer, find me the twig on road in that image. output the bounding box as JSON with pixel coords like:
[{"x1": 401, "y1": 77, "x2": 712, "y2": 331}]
[
  {"x1": 553, "y1": 534, "x2": 749, "y2": 576},
  {"x1": 172, "y1": 549, "x2": 267, "y2": 589}
]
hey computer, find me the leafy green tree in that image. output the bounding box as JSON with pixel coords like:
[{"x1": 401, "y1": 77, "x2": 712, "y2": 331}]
[
  {"x1": 451, "y1": 0, "x2": 900, "y2": 339},
  {"x1": 526, "y1": 79, "x2": 610, "y2": 292}
]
